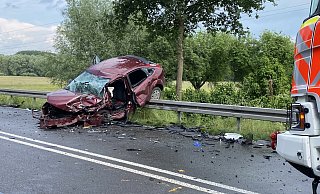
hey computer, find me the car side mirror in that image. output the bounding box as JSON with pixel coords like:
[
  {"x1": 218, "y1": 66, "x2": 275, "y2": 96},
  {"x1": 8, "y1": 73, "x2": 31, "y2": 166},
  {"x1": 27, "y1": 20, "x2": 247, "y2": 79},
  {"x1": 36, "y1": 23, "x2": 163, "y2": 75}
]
[
  {"x1": 92, "y1": 55, "x2": 101, "y2": 65},
  {"x1": 67, "y1": 79, "x2": 72, "y2": 85}
]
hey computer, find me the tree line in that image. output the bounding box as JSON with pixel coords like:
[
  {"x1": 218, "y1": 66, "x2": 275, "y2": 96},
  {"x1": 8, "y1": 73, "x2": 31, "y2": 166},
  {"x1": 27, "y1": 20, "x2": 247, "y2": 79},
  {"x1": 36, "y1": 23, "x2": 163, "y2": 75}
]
[
  {"x1": 0, "y1": 51, "x2": 53, "y2": 77},
  {"x1": 0, "y1": 0, "x2": 295, "y2": 103}
]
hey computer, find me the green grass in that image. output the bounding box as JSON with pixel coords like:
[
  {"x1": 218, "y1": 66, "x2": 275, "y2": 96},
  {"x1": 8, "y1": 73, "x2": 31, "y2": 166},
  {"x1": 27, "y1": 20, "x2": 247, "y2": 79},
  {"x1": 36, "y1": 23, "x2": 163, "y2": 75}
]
[
  {"x1": 0, "y1": 76, "x2": 61, "y2": 91},
  {"x1": 0, "y1": 76, "x2": 283, "y2": 140},
  {"x1": 131, "y1": 109, "x2": 284, "y2": 140},
  {"x1": 0, "y1": 95, "x2": 46, "y2": 109}
]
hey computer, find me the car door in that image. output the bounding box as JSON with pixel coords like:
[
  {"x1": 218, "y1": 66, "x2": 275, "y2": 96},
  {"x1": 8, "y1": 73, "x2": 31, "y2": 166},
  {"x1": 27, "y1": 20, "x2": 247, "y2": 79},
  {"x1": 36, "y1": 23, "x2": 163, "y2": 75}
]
[{"x1": 128, "y1": 68, "x2": 153, "y2": 106}]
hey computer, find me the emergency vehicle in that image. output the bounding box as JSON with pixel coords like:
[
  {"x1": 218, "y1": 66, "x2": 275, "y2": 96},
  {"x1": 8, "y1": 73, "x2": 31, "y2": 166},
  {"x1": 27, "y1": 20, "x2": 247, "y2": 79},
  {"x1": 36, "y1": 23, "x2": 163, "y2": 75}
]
[{"x1": 275, "y1": 0, "x2": 320, "y2": 193}]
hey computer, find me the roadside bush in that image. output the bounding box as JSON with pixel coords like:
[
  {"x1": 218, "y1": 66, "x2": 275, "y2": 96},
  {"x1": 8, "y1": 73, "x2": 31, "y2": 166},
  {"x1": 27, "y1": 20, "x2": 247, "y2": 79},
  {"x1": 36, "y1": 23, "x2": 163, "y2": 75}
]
[
  {"x1": 163, "y1": 81, "x2": 291, "y2": 109},
  {"x1": 209, "y1": 82, "x2": 245, "y2": 105},
  {"x1": 182, "y1": 88, "x2": 210, "y2": 103},
  {"x1": 246, "y1": 94, "x2": 292, "y2": 109},
  {"x1": 163, "y1": 82, "x2": 245, "y2": 105},
  {"x1": 162, "y1": 84, "x2": 177, "y2": 100}
]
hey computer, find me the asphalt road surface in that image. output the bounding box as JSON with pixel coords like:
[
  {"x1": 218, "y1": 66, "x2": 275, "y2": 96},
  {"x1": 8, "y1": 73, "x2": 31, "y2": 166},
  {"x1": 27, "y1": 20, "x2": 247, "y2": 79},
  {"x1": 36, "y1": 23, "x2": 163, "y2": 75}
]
[{"x1": 0, "y1": 106, "x2": 313, "y2": 194}]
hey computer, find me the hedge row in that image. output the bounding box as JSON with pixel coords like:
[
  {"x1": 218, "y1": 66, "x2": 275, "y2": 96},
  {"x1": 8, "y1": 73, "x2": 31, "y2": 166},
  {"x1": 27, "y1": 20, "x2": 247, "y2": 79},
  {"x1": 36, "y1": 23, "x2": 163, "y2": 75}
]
[{"x1": 162, "y1": 82, "x2": 292, "y2": 109}]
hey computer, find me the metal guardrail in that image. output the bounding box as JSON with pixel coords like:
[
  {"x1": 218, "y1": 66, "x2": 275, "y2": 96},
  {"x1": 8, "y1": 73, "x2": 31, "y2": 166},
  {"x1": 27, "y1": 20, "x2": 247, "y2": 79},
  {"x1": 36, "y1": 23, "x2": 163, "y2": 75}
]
[
  {"x1": 0, "y1": 89, "x2": 287, "y2": 130},
  {"x1": 146, "y1": 100, "x2": 287, "y2": 123},
  {"x1": 0, "y1": 89, "x2": 47, "y2": 99}
]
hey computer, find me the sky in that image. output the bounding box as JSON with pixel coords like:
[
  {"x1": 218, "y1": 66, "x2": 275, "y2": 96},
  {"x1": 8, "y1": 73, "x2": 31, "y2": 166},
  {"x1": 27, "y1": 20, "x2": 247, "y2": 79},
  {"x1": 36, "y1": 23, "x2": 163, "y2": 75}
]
[{"x1": 0, "y1": 0, "x2": 311, "y2": 55}]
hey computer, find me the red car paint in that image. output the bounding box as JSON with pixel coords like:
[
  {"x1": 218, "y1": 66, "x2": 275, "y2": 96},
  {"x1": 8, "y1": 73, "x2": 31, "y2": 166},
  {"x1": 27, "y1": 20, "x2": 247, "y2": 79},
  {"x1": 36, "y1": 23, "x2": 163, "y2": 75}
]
[{"x1": 39, "y1": 55, "x2": 165, "y2": 128}]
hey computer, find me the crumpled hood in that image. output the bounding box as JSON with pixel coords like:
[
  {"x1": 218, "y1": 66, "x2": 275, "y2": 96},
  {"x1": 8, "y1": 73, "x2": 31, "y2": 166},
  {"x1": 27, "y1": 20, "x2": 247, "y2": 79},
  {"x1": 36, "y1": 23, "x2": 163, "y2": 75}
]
[{"x1": 47, "y1": 89, "x2": 102, "y2": 112}]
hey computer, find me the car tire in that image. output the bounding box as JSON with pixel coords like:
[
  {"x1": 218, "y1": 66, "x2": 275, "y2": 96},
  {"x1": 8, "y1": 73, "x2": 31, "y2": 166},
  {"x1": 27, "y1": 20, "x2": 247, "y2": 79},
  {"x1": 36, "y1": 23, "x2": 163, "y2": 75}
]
[{"x1": 151, "y1": 87, "x2": 161, "y2": 100}]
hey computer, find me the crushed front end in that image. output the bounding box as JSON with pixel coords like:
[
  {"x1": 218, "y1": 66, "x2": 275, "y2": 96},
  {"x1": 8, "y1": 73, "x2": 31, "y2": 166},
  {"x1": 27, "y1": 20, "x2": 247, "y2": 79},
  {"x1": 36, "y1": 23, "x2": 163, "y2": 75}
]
[
  {"x1": 38, "y1": 70, "x2": 113, "y2": 129},
  {"x1": 39, "y1": 101, "x2": 104, "y2": 129},
  {"x1": 38, "y1": 89, "x2": 109, "y2": 129}
]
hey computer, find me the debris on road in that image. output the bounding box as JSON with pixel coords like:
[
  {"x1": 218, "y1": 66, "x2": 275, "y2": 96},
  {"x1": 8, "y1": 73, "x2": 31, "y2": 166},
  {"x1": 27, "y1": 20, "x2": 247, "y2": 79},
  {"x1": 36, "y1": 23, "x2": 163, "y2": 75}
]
[
  {"x1": 263, "y1": 155, "x2": 272, "y2": 160},
  {"x1": 224, "y1": 133, "x2": 243, "y2": 140},
  {"x1": 141, "y1": 125, "x2": 277, "y2": 156},
  {"x1": 126, "y1": 148, "x2": 142, "y2": 151},
  {"x1": 168, "y1": 187, "x2": 182, "y2": 192},
  {"x1": 193, "y1": 141, "x2": 202, "y2": 147},
  {"x1": 254, "y1": 140, "x2": 271, "y2": 147}
]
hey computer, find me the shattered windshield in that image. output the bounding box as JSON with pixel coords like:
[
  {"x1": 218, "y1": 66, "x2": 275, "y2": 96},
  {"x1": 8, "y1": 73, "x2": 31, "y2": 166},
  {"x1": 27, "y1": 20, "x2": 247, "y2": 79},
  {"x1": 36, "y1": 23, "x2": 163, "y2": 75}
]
[{"x1": 66, "y1": 71, "x2": 110, "y2": 98}]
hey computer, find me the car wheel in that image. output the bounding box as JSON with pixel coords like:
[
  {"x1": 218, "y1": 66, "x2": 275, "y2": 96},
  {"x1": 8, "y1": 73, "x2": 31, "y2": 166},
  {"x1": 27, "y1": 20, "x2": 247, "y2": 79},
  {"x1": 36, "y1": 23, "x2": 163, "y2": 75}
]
[{"x1": 151, "y1": 87, "x2": 161, "y2": 100}]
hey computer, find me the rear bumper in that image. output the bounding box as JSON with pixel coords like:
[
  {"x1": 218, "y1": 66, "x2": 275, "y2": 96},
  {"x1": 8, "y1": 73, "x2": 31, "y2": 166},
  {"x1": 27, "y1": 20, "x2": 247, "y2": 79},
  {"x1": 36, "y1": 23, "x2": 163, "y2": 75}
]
[
  {"x1": 277, "y1": 132, "x2": 312, "y2": 167},
  {"x1": 277, "y1": 132, "x2": 320, "y2": 177}
]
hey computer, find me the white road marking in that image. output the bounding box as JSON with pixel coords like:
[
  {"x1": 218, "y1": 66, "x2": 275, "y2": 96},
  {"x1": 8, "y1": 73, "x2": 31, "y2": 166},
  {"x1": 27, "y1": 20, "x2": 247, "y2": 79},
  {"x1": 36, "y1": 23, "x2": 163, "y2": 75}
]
[
  {"x1": 0, "y1": 131, "x2": 259, "y2": 194},
  {"x1": 0, "y1": 135, "x2": 222, "y2": 194}
]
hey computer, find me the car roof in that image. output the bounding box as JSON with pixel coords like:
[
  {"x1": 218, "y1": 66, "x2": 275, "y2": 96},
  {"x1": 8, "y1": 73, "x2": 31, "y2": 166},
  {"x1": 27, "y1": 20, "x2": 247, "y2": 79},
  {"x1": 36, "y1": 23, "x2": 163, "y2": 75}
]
[{"x1": 87, "y1": 55, "x2": 158, "y2": 78}]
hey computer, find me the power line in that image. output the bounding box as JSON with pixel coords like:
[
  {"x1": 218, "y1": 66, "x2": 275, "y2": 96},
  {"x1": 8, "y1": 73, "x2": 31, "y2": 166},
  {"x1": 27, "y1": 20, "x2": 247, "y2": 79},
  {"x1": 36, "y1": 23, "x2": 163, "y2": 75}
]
[
  {"x1": 252, "y1": 3, "x2": 309, "y2": 15},
  {"x1": 241, "y1": 7, "x2": 309, "y2": 21},
  {"x1": 241, "y1": 4, "x2": 309, "y2": 20}
]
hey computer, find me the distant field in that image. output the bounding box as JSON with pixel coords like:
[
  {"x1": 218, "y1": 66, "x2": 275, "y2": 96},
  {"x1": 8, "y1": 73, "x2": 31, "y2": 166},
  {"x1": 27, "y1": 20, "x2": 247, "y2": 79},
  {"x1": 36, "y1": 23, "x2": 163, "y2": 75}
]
[
  {"x1": 0, "y1": 76, "x2": 212, "y2": 91},
  {"x1": 0, "y1": 76, "x2": 61, "y2": 91}
]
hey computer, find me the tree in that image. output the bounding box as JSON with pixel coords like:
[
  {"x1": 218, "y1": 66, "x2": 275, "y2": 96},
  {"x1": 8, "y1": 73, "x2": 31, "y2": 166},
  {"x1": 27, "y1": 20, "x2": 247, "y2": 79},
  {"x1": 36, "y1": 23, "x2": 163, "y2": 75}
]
[
  {"x1": 242, "y1": 32, "x2": 294, "y2": 99},
  {"x1": 15, "y1": 50, "x2": 53, "y2": 56},
  {"x1": 184, "y1": 32, "x2": 233, "y2": 90},
  {"x1": 257, "y1": 31, "x2": 294, "y2": 77},
  {"x1": 114, "y1": 0, "x2": 275, "y2": 99},
  {"x1": 228, "y1": 36, "x2": 258, "y2": 82},
  {"x1": 243, "y1": 56, "x2": 290, "y2": 99},
  {"x1": 145, "y1": 36, "x2": 176, "y2": 81},
  {"x1": 0, "y1": 54, "x2": 50, "y2": 77},
  {"x1": 55, "y1": 0, "x2": 116, "y2": 63},
  {"x1": 52, "y1": 0, "x2": 152, "y2": 83}
]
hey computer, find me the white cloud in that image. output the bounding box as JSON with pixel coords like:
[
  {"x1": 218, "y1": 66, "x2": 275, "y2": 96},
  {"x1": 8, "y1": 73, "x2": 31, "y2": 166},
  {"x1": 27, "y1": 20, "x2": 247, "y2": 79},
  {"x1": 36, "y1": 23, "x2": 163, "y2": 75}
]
[
  {"x1": 39, "y1": 0, "x2": 67, "y2": 10},
  {"x1": 0, "y1": 18, "x2": 57, "y2": 55}
]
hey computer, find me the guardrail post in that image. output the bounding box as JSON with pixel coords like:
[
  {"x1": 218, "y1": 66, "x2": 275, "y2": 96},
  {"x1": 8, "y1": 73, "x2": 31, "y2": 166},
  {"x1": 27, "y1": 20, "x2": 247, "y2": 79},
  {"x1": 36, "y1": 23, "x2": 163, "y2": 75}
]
[
  {"x1": 33, "y1": 97, "x2": 36, "y2": 108},
  {"x1": 10, "y1": 95, "x2": 13, "y2": 105},
  {"x1": 177, "y1": 111, "x2": 182, "y2": 124},
  {"x1": 237, "y1": 117, "x2": 241, "y2": 131}
]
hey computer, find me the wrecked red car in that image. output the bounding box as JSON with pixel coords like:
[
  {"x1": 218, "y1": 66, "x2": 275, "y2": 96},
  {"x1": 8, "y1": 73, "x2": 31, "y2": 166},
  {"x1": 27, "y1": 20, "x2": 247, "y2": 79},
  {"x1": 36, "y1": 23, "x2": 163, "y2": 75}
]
[{"x1": 39, "y1": 55, "x2": 165, "y2": 129}]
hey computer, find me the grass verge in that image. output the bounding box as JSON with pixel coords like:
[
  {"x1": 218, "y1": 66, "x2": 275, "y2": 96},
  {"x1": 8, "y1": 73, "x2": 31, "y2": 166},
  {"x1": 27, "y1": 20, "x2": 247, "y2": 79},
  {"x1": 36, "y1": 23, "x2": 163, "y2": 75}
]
[
  {"x1": 0, "y1": 95, "x2": 45, "y2": 109},
  {"x1": 131, "y1": 108, "x2": 284, "y2": 140}
]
